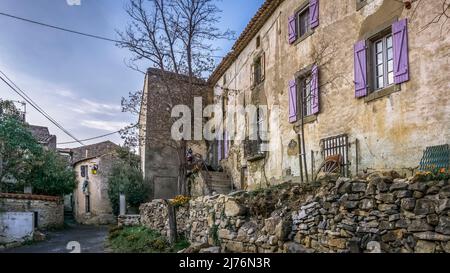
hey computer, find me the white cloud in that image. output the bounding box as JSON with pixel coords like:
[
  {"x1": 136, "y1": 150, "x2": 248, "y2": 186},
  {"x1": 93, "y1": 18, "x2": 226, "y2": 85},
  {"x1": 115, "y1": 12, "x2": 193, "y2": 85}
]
[{"x1": 80, "y1": 120, "x2": 128, "y2": 131}]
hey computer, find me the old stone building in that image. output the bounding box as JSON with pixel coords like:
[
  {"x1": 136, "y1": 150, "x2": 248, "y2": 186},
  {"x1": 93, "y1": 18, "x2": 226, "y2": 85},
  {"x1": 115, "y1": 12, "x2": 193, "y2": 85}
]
[
  {"x1": 139, "y1": 68, "x2": 215, "y2": 200},
  {"x1": 28, "y1": 125, "x2": 57, "y2": 151},
  {"x1": 71, "y1": 141, "x2": 119, "y2": 225},
  {"x1": 209, "y1": 0, "x2": 449, "y2": 191}
]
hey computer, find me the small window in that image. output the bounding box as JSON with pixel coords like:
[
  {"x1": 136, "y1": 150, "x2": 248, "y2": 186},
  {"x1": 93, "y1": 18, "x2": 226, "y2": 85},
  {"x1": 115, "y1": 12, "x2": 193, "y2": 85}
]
[
  {"x1": 297, "y1": 6, "x2": 310, "y2": 38},
  {"x1": 298, "y1": 73, "x2": 314, "y2": 117},
  {"x1": 85, "y1": 195, "x2": 90, "y2": 213},
  {"x1": 223, "y1": 73, "x2": 227, "y2": 85},
  {"x1": 370, "y1": 31, "x2": 394, "y2": 91},
  {"x1": 254, "y1": 57, "x2": 262, "y2": 85},
  {"x1": 256, "y1": 36, "x2": 261, "y2": 48}
]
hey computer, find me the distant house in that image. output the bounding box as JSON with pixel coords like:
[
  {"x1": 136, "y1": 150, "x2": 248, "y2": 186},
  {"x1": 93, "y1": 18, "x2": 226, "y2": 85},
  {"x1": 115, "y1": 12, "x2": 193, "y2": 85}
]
[
  {"x1": 70, "y1": 141, "x2": 119, "y2": 225},
  {"x1": 28, "y1": 125, "x2": 57, "y2": 151}
]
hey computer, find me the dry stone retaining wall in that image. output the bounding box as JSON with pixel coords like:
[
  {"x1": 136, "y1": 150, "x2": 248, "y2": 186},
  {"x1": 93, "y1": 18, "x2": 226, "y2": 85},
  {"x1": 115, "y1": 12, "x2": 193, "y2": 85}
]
[{"x1": 139, "y1": 174, "x2": 450, "y2": 253}]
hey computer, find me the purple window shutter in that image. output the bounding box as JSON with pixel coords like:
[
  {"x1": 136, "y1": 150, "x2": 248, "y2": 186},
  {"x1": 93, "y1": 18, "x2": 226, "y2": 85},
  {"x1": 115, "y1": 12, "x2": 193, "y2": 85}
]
[
  {"x1": 224, "y1": 131, "x2": 229, "y2": 158},
  {"x1": 310, "y1": 0, "x2": 319, "y2": 29},
  {"x1": 217, "y1": 139, "x2": 222, "y2": 161},
  {"x1": 354, "y1": 40, "x2": 368, "y2": 98},
  {"x1": 288, "y1": 15, "x2": 297, "y2": 44},
  {"x1": 288, "y1": 79, "x2": 297, "y2": 123},
  {"x1": 393, "y1": 19, "x2": 410, "y2": 84},
  {"x1": 311, "y1": 65, "x2": 320, "y2": 114}
]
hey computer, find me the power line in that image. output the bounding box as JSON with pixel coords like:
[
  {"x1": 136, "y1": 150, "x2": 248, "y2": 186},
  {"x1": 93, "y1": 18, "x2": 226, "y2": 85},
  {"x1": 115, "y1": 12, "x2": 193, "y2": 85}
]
[
  {"x1": 0, "y1": 69, "x2": 84, "y2": 145},
  {"x1": 0, "y1": 11, "x2": 119, "y2": 43},
  {"x1": 57, "y1": 124, "x2": 138, "y2": 145},
  {"x1": 0, "y1": 11, "x2": 226, "y2": 59}
]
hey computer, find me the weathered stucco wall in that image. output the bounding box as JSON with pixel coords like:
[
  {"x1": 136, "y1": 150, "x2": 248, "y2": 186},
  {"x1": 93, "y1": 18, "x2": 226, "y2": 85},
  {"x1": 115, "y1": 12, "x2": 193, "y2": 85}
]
[
  {"x1": 215, "y1": 0, "x2": 449, "y2": 190},
  {"x1": 0, "y1": 194, "x2": 63, "y2": 229},
  {"x1": 73, "y1": 155, "x2": 115, "y2": 225},
  {"x1": 0, "y1": 212, "x2": 34, "y2": 245}
]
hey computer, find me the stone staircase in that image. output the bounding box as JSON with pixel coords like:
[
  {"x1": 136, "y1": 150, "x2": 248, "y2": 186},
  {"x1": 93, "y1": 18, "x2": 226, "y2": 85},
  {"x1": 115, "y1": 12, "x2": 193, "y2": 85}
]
[{"x1": 201, "y1": 171, "x2": 233, "y2": 195}]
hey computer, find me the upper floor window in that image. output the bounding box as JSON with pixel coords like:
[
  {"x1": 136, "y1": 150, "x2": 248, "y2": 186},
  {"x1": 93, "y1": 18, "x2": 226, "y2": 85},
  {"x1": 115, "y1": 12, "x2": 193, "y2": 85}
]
[
  {"x1": 372, "y1": 32, "x2": 394, "y2": 91},
  {"x1": 354, "y1": 19, "x2": 410, "y2": 99},
  {"x1": 288, "y1": 0, "x2": 319, "y2": 44},
  {"x1": 297, "y1": 5, "x2": 310, "y2": 38},
  {"x1": 251, "y1": 53, "x2": 265, "y2": 87},
  {"x1": 298, "y1": 73, "x2": 314, "y2": 117},
  {"x1": 289, "y1": 65, "x2": 320, "y2": 124}
]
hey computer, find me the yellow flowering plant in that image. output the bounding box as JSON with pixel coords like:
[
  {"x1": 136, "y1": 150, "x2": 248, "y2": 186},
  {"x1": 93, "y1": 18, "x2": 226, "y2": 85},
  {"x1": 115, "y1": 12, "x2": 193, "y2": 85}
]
[{"x1": 170, "y1": 195, "x2": 190, "y2": 207}]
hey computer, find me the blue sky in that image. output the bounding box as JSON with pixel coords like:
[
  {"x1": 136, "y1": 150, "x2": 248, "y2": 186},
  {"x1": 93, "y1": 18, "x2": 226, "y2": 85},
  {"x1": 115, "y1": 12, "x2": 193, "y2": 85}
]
[{"x1": 0, "y1": 0, "x2": 263, "y2": 148}]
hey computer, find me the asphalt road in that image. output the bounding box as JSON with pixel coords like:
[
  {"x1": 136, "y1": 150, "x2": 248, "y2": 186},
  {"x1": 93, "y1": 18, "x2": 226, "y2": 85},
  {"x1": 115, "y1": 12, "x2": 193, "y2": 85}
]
[{"x1": 1, "y1": 225, "x2": 109, "y2": 253}]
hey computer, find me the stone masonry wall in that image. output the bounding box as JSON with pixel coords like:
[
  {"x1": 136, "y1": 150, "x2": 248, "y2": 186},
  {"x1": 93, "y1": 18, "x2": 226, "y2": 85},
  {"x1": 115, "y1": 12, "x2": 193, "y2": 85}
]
[
  {"x1": 140, "y1": 199, "x2": 190, "y2": 238},
  {"x1": 0, "y1": 194, "x2": 64, "y2": 229},
  {"x1": 139, "y1": 173, "x2": 450, "y2": 253}
]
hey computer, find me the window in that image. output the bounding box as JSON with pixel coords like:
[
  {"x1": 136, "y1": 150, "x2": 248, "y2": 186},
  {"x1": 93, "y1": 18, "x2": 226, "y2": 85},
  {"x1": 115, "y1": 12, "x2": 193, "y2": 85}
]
[
  {"x1": 289, "y1": 65, "x2": 319, "y2": 123},
  {"x1": 298, "y1": 73, "x2": 314, "y2": 117},
  {"x1": 297, "y1": 6, "x2": 310, "y2": 38},
  {"x1": 251, "y1": 53, "x2": 265, "y2": 87},
  {"x1": 256, "y1": 35, "x2": 261, "y2": 48},
  {"x1": 253, "y1": 56, "x2": 262, "y2": 85},
  {"x1": 244, "y1": 107, "x2": 266, "y2": 160},
  {"x1": 371, "y1": 33, "x2": 394, "y2": 91},
  {"x1": 354, "y1": 19, "x2": 409, "y2": 99},
  {"x1": 85, "y1": 195, "x2": 90, "y2": 213},
  {"x1": 288, "y1": 0, "x2": 319, "y2": 44}
]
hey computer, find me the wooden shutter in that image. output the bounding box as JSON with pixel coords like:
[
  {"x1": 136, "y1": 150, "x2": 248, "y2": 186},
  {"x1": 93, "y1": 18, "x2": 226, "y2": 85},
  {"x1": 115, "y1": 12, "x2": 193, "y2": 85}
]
[
  {"x1": 250, "y1": 63, "x2": 255, "y2": 87},
  {"x1": 354, "y1": 40, "x2": 368, "y2": 98},
  {"x1": 261, "y1": 52, "x2": 266, "y2": 81},
  {"x1": 311, "y1": 65, "x2": 320, "y2": 114},
  {"x1": 310, "y1": 0, "x2": 319, "y2": 29},
  {"x1": 393, "y1": 19, "x2": 410, "y2": 84},
  {"x1": 289, "y1": 79, "x2": 298, "y2": 123},
  {"x1": 288, "y1": 15, "x2": 297, "y2": 44},
  {"x1": 218, "y1": 139, "x2": 222, "y2": 162}
]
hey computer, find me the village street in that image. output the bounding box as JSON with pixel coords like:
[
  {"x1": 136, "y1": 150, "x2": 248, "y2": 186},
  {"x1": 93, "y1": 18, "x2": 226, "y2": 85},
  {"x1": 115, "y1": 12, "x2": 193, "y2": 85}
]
[{"x1": 0, "y1": 225, "x2": 108, "y2": 253}]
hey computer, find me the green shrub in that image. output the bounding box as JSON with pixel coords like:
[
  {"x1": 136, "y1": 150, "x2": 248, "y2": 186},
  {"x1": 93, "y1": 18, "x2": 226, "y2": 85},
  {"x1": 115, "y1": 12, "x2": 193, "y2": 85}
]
[
  {"x1": 108, "y1": 226, "x2": 190, "y2": 253},
  {"x1": 108, "y1": 160, "x2": 149, "y2": 215}
]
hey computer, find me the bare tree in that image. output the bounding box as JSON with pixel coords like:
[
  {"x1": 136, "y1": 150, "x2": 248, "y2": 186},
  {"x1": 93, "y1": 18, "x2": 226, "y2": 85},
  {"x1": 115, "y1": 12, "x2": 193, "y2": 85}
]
[
  {"x1": 117, "y1": 0, "x2": 234, "y2": 198},
  {"x1": 408, "y1": 0, "x2": 450, "y2": 35}
]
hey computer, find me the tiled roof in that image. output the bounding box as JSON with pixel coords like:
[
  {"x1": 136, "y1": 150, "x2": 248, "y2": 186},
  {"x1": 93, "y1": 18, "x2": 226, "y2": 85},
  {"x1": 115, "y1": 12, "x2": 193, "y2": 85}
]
[
  {"x1": 28, "y1": 125, "x2": 55, "y2": 143},
  {"x1": 208, "y1": 0, "x2": 284, "y2": 85},
  {"x1": 70, "y1": 140, "x2": 120, "y2": 165}
]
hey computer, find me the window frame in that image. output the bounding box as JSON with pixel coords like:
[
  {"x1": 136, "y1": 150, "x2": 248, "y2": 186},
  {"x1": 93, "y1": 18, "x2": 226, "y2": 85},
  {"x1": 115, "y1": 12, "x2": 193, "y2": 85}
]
[
  {"x1": 297, "y1": 5, "x2": 310, "y2": 39},
  {"x1": 367, "y1": 27, "x2": 395, "y2": 94},
  {"x1": 361, "y1": 17, "x2": 402, "y2": 103},
  {"x1": 251, "y1": 52, "x2": 265, "y2": 88},
  {"x1": 295, "y1": 64, "x2": 317, "y2": 122},
  {"x1": 291, "y1": 0, "x2": 314, "y2": 45}
]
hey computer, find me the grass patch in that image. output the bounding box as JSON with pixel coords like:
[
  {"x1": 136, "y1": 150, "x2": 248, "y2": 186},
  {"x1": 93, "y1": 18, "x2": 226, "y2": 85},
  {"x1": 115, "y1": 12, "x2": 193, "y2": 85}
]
[{"x1": 108, "y1": 226, "x2": 190, "y2": 253}]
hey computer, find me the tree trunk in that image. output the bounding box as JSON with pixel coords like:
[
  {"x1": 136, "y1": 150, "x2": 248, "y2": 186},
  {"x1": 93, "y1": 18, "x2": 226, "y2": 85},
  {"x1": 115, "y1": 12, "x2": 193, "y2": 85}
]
[{"x1": 167, "y1": 202, "x2": 177, "y2": 245}]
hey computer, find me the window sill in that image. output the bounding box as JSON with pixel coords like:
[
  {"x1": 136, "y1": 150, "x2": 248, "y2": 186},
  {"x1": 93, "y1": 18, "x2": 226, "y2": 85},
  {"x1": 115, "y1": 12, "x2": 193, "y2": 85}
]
[
  {"x1": 364, "y1": 84, "x2": 401, "y2": 103},
  {"x1": 356, "y1": 0, "x2": 367, "y2": 11},
  {"x1": 294, "y1": 114, "x2": 318, "y2": 126},
  {"x1": 293, "y1": 30, "x2": 314, "y2": 46},
  {"x1": 247, "y1": 153, "x2": 266, "y2": 162}
]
